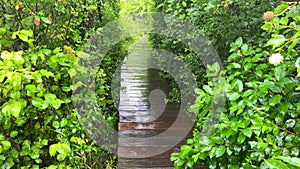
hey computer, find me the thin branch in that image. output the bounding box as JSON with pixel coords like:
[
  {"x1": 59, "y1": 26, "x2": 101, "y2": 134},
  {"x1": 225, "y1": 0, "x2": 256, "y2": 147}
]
[{"x1": 277, "y1": 126, "x2": 300, "y2": 137}]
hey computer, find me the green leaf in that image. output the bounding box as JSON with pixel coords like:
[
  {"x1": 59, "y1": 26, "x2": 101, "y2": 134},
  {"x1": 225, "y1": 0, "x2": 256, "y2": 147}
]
[
  {"x1": 211, "y1": 137, "x2": 224, "y2": 145},
  {"x1": 62, "y1": 86, "x2": 71, "y2": 92},
  {"x1": 57, "y1": 143, "x2": 71, "y2": 155},
  {"x1": 227, "y1": 92, "x2": 240, "y2": 101},
  {"x1": 237, "y1": 133, "x2": 246, "y2": 144},
  {"x1": 234, "y1": 79, "x2": 243, "y2": 92},
  {"x1": 231, "y1": 63, "x2": 241, "y2": 68},
  {"x1": 41, "y1": 49, "x2": 52, "y2": 55},
  {"x1": 9, "y1": 131, "x2": 18, "y2": 138},
  {"x1": 11, "y1": 101, "x2": 22, "y2": 118},
  {"x1": 209, "y1": 147, "x2": 217, "y2": 158},
  {"x1": 30, "y1": 150, "x2": 40, "y2": 159},
  {"x1": 13, "y1": 51, "x2": 25, "y2": 65},
  {"x1": 44, "y1": 93, "x2": 63, "y2": 109},
  {"x1": 57, "y1": 154, "x2": 66, "y2": 161},
  {"x1": 242, "y1": 128, "x2": 252, "y2": 138},
  {"x1": 235, "y1": 37, "x2": 243, "y2": 47},
  {"x1": 274, "y1": 2, "x2": 289, "y2": 15},
  {"x1": 181, "y1": 145, "x2": 192, "y2": 152},
  {"x1": 265, "y1": 159, "x2": 289, "y2": 169},
  {"x1": 296, "y1": 57, "x2": 300, "y2": 68},
  {"x1": 288, "y1": 38, "x2": 299, "y2": 54},
  {"x1": 265, "y1": 35, "x2": 286, "y2": 48},
  {"x1": 53, "y1": 47, "x2": 61, "y2": 54},
  {"x1": 11, "y1": 72, "x2": 22, "y2": 90},
  {"x1": 16, "y1": 30, "x2": 33, "y2": 42},
  {"x1": 40, "y1": 69, "x2": 54, "y2": 78},
  {"x1": 228, "y1": 53, "x2": 242, "y2": 61},
  {"x1": 215, "y1": 146, "x2": 226, "y2": 158},
  {"x1": 0, "y1": 27, "x2": 6, "y2": 35},
  {"x1": 26, "y1": 85, "x2": 38, "y2": 96},
  {"x1": 10, "y1": 91, "x2": 21, "y2": 100},
  {"x1": 20, "y1": 140, "x2": 31, "y2": 156},
  {"x1": 241, "y1": 44, "x2": 249, "y2": 55},
  {"x1": 60, "y1": 119, "x2": 68, "y2": 127},
  {"x1": 32, "y1": 97, "x2": 48, "y2": 109},
  {"x1": 1, "y1": 141, "x2": 11, "y2": 151},
  {"x1": 49, "y1": 144, "x2": 58, "y2": 157},
  {"x1": 275, "y1": 156, "x2": 300, "y2": 167},
  {"x1": 259, "y1": 81, "x2": 275, "y2": 91},
  {"x1": 275, "y1": 66, "x2": 285, "y2": 81},
  {"x1": 2, "y1": 101, "x2": 22, "y2": 118},
  {"x1": 67, "y1": 68, "x2": 76, "y2": 78},
  {"x1": 285, "y1": 119, "x2": 296, "y2": 128},
  {"x1": 203, "y1": 85, "x2": 212, "y2": 94},
  {"x1": 52, "y1": 121, "x2": 60, "y2": 129},
  {"x1": 40, "y1": 17, "x2": 51, "y2": 24},
  {"x1": 269, "y1": 95, "x2": 282, "y2": 106},
  {"x1": 0, "y1": 133, "x2": 5, "y2": 141}
]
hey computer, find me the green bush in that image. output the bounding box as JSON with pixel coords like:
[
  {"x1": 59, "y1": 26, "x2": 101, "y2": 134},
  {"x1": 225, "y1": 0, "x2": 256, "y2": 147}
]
[
  {"x1": 0, "y1": 0, "x2": 122, "y2": 168},
  {"x1": 171, "y1": 2, "x2": 300, "y2": 168},
  {"x1": 151, "y1": 0, "x2": 278, "y2": 102},
  {"x1": 154, "y1": 0, "x2": 278, "y2": 58}
]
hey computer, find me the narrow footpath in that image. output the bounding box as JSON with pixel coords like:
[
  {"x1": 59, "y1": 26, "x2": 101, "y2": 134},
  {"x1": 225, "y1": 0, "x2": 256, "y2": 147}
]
[{"x1": 117, "y1": 36, "x2": 191, "y2": 169}]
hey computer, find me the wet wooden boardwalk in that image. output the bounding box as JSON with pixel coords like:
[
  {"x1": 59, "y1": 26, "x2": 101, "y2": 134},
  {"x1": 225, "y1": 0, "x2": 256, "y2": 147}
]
[{"x1": 117, "y1": 36, "x2": 191, "y2": 169}]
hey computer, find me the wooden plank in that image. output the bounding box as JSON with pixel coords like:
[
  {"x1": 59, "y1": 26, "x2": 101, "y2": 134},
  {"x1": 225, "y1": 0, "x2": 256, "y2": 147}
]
[
  {"x1": 118, "y1": 158, "x2": 173, "y2": 168},
  {"x1": 118, "y1": 146, "x2": 180, "y2": 158},
  {"x1": 118, "y1": 122, "x2": 194, "y2": 130}
]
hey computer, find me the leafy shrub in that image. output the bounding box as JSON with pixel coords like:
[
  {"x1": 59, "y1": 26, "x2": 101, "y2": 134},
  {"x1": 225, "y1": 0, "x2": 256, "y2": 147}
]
[
  {"x1": 154, "y1": 0, "x2": 278, "y2": 58},
  {"x1": 171, "y1": 2, "x2": 300, "y2": 168},
  {"x1": 151, "y1": 0, "x2": 278, "y2": 103},
  {"x1": 0, "y1": 0, "x2": 122, "y2": 168}
]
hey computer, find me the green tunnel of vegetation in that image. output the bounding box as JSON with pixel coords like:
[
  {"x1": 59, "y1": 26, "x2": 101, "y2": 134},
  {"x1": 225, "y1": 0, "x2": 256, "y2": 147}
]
[{"x1": 0, "y1": 0, "x2": 300, "y2": 168}]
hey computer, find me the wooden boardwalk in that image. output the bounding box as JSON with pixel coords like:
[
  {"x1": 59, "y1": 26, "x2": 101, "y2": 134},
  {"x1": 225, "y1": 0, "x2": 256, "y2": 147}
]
[{"x1": 117, "y1": 36, "x2": 192, "y2": 169}]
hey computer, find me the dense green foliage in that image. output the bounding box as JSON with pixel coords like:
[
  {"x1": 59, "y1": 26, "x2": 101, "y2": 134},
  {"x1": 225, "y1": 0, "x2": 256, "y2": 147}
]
[
  {"x1": 119, "y1": 0, "x2": 154, "y2": 16},
  {"x1": 151, "y1": 0, "x2": 279, "y2": 103},
  {"x1": 154, "y1": 0, "x2": 278, "y2": 58},
  {"x1": 166, "y1": 1, "x2": 300, "y2": 169},
  {"x1": 0, "y1": 0, "x2": 123, "y2": 168}
]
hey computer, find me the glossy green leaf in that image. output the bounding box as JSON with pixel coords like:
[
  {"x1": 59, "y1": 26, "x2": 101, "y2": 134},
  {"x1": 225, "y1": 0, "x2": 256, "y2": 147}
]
[
  {"x1": 2, "y1": 101, "x2": 22, "y2": 118},
  {"x1": 264, "y1": 159, "x2": 289, "y2": 169},
  {"x1": 41, "y1": 17, "x2": 52, "y2": 24},
  {"x1": 9, "y1": 131, "x2": 18, "y2": 138},
  {"x1": 242, "y1": 128, "x2": 252, "y2": 138},
  {"x1": 215, "y1": 146, "x2": 226, "y2": 158},
  {"x1": 275, "y1": 66, "x2": 285, "y2": 81},
  {"x1": 234, "y1": 79, "x2": 243, "y2": 92},
  {"x1": 57, "y1": 154, "x2": 66, "y2": 161},
  {"x1": 274, "y1": 2, "x2": 289, "y2": 15},
  {"x1": 209, "y1": 147, "x2": 217, "y2": 158},
  {"x1": 227, "y1": 92, "x2": 240, "y2": 101},
  {"x1": 237, "y1": 133, "x2": 246, "y2": 144},
  {"x1": 269, "y1": 95, "x2": 282, "y2": 106},
  {"x1": 235, "y1": 37, "x2": 243, "y2": 47},
  {"x1": 47, "y1": 165, "x2": 57, "y2": 169},
  {"x1": 265, "y1": 35, "x2": 286, "y2": 48},
  {"x1": 1, "y1": 141, "x2": 11, "y2": 151},
  {"x1": 275, "y1": 156, "x2": 300, "y2": 167}
]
